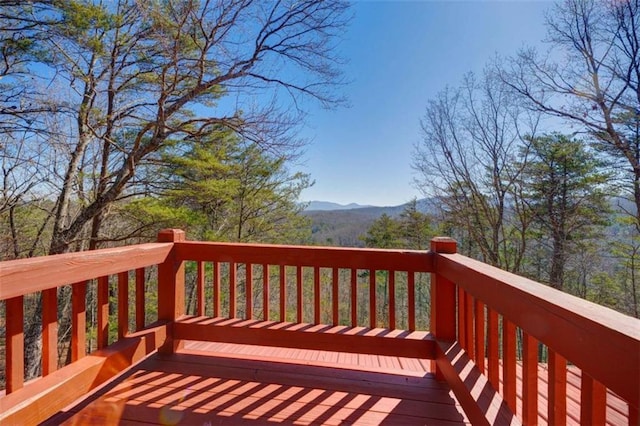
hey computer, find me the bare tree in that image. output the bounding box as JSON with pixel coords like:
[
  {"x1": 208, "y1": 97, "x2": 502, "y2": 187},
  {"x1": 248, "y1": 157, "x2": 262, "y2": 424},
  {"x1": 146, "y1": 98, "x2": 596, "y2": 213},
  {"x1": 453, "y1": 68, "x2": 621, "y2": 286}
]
[
  {"x1": 413, "y1": 70, "x2": 539, "y2": 272},
  {"x1": 3, "y1": 0, "x2": 349, "y2": 255},
  {"x1": 500, "y1": 0, "x2": 640, "y2": 230}
]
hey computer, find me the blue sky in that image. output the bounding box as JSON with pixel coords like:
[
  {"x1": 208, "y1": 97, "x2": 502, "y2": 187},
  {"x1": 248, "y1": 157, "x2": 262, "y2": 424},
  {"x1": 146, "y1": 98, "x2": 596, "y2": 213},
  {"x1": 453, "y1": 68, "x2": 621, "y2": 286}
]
[{"x1": 298, "y1": 0, "x2": 552, "y2": 207}]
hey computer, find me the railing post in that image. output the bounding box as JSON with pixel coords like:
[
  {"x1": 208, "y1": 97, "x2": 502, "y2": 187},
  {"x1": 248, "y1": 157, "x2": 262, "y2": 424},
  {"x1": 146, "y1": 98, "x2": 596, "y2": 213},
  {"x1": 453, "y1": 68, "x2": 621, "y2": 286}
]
[
  {"x1": 430, "y1": 237, "x2": 457, "y2": 380},
  {"x1": 157, "y1": 229, "x2": 186, "y2": 354}
]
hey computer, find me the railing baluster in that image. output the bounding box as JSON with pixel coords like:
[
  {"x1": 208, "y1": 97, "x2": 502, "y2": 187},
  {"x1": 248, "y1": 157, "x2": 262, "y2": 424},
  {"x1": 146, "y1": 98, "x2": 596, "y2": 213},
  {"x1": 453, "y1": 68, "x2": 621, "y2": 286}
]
[
  {"x1": 487, "y1": 307, "x2": 500, "y2": 389},
  {"x1": 408, "y1": 271, "x2": 415, "y2": 331},
  {"x1": 6, "y1": 295, "x2": 24, "y2": 393},
  {"x1": 522, "y1": 331, "x2": 538, "y2": 425},
  {"x1": 389, "y1": 270, "x2": 396, "y2": 330},
  {"x1": 229, "y1": 262, "x2": 237, "y2": 318},
  {"x1": 351, "y1": 269, "x2": 357, "y2": 327},
  {"x1": 548, "y1": 349, "x2": 567, "y2": 425},
  {"x1": 118, "y1": 272, "x2": 129, "y2": 339},
  {"x1": 332, "y1": 268, "x2": 339, "y2": 325},
  {"x1": 278, "y1": 265, "x2": 284, "y2": 321},
  {"x1": 246, "y1": 263, "x2": 253, "y2": 320},
  {"x1": 580, "y1": 372, "x2": 606, "y2": 425},
  {"x1": 72, "y1": 281, "x2": 87, "y2": 361},
  {"x1": 430, "y1": 237, "x2": 457, "y2": 380},
  {"x1": 465, "y1": 291, "x2": 474, "y2": 360},
  {"x1": 314, "y1": 266, "x2": 320, "y2": 324},
  {"x1": 503, "y1": 319, "x2": 517, "y2": 412},
  {"x1": 457, "y1": 286, "x2": 466, "y2": 350},
  {"x1": 369, "y1": 269, "x2": 376, "y2": 328},
  {"x1": 213, "y1": 262, "x2": 220, "y2": 317},
  {"x1": 42, "y1": 287, "x2": 58, "y2": 375},
  {"x1": 474, "y1": 299, "x2": 485, "y2": 373},
  {"x1": 97, "y1": 275, "x2": 109, "y2": 349},
  {"x1": 196, "y1": 261, "x2": 205, "y2": 316},
  {"x1": 264, "y1": 264, "x2": 271, "y2": 321},
  {"x1": 135, "y1": 268, "x2": 145, "y2": 330},
  {"x1": 296, "y1": 266, "x2": 303, "y2": 323}
]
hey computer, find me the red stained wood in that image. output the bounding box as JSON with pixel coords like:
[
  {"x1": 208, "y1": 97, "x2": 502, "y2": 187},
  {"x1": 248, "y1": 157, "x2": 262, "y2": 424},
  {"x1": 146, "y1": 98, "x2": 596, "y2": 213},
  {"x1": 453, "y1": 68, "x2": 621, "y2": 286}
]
[
  {"x1": 213, "y1": 262, "x2": 220, "y2": 317},
  {"x1": 246, "y1": 263, "x2": 253, "y2": 320},
  {"x1": 369, "y1": 269, "x2": 376, "y2": 328},
  {"x1": 229, "y1": 262, "x2": 237, "y2": 318},
  {"x1": 47, "y1": 348, "x2": 466, "y2": 426},
  {"x1": 457, "y1": 287, "x2": 466, "y2": 351},
  {"x1": 118, "y1": 271, "x2": 129, "y2": 339},
  {"x1": 502, "y1": 319, "x2": 517, "y2": 412},
  {"x1": 436, "y1": 252, "x2": 640, "y2": 407},
  {"x1": 332, "y1": 268, "x2": 339, "y2": 325},
  {"x1": 174, "y1": 241, "x2": 434, "y2": 273},
  {"x1": 465, "y1": 291, "x2": 474, "y2": 360},
  {"x1": 135, "y1": 268, "x2": 145, "y2": 330},
  {"x1": 259, "y1": 265, "x2": 269, "y2": 321},
  {"x1": 6, "y1": 296, "x2": 24, "y2": 393},
  {"x1": 0, "y1": 323, "x2": 167, "y2": 426},
  {"x1": 408, "y1": 272, "x2": 415, "y2": 331},
  {"x1": 0, "y1": 243, "x2": 172, "y2": 301},
  {"x1": 72, "y1": 281, "x2": 87, "y2": 362},
  {"x1": 474, "y1": 299, "x2": 485, "y2": 374},
  {"x1": 435, "y1": 340, "x2": 517, "y2": 426},
  {"x1": 522, "y1": 332, "x2": 538, "y2": 425},
  {"x1": 296, "y1": 266, "x2": 303, "y2": 323},
  {"x1": 196, "y1": 261, "x2": 205, "y2": 316},
  {"x1": 42, "y1": 287, "x2": 58, "y2": 375},
  {"x1": 97, "y1": 276, "x2": 109, "y2": 349},
  {"x1": 174, "y1": 317, "x2": 436, "y2": 359},
  {"x1": 351, "y1": 268, "x2": 357, "y2": 327},
  {"x1": 548, "y1": 349, "x2": 567, "y2": 425},
  {"x1": 389, "y1": 270, "x2": 396, "y2": 330},
  {"x1": 157, "y1": 230, "x2": 185, "y2": 354},
  {"x1": 278, "y1": 265, "x2": 285, "y2": 321},
  {"x1": 314, "y1": 266, "x2": 320, "y2": 324},
  {"x1": 580, "y1": 373, "x2": 606, "y2": 425},
  {"x1": 487, "y1": 308, "x2": 500, "y2": 390}
]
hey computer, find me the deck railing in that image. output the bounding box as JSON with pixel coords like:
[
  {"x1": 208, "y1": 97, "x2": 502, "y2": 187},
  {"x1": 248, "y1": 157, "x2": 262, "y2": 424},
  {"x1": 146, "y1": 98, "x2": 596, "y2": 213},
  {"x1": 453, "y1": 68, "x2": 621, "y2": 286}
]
[{"x1": 0, "y1": 229, "x2": 638, "y2": 425}]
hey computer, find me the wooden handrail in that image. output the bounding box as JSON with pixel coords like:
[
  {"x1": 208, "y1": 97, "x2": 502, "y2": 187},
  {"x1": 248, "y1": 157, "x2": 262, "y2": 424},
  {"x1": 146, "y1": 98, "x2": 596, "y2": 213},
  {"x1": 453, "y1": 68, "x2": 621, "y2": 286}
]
[
  {"x1": 173, "y1": 240, "x2": 434, "y2": 272},
  {"x1": 0, "y1": 243, "x2": 172, "y2": 300},
  {"x1": 435, "y1": 251, "x2": 640, "y2": 415}
]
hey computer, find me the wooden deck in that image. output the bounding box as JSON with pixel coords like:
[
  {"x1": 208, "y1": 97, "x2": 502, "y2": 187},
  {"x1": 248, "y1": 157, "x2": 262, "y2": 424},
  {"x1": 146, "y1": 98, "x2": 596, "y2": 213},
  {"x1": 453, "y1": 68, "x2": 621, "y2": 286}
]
[
  {"x1": 2, "y1": 233, "x2": 638, "y2": 425},
  {"x1": 41, "y1": 339, "x2": 631, "y2": 425},
  {"x1": 44, "y1": 343, "x2": 469, "y2": 425}
]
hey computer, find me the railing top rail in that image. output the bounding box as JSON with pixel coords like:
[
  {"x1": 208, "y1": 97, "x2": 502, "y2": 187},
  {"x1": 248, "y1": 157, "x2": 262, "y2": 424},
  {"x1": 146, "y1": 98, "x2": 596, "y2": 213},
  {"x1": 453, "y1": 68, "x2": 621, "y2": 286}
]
[
  {"x1": 0, "y1": 243, "x2": 172, "y2": 301},
  {"x1": 173, "y1": 241, "x2": 434, "y2": 272},
  {"x1": 435, "y1": 251, "x2": 640, "y2": 407}
]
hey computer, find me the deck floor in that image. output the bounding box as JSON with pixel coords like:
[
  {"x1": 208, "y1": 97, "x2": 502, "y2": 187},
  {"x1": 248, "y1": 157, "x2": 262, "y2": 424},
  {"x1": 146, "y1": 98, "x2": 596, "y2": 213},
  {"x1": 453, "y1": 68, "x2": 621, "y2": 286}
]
[
  {"x1": 40, "y1": 339, "x2": 630, "y2": 425},
  {"x1": 44, "y1": 342, "x2": 469, "y2": 425}
]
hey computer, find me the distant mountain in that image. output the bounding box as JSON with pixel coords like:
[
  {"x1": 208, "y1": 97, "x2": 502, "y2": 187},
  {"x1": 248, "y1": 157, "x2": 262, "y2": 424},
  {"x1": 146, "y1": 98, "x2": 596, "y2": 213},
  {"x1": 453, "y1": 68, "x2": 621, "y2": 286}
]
[
  {"x1": 304, "y1": 201, "x2": 374, "y2": 211},
  {"x1": 302, "y1": 198, "x2": 436, "y2": 247}
]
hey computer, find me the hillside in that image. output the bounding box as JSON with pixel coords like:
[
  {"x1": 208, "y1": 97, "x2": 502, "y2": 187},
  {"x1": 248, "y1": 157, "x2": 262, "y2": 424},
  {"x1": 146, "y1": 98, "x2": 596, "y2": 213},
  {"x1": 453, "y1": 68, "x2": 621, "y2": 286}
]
[{"x1": 303, "y1": 199, "x2": 434, "y2": 247}]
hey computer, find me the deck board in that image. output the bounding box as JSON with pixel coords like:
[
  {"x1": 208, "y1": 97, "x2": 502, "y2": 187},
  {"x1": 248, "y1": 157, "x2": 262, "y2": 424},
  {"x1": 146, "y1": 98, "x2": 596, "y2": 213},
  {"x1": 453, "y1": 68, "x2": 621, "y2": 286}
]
[{"x1": 44, "y1": 344, "x2": 469, "y2": 425}]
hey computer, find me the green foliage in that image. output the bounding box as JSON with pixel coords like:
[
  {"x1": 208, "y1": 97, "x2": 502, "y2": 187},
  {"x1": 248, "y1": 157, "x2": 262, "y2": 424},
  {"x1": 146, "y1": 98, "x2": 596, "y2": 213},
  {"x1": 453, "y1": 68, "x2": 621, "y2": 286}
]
[
  {"x1": 362, "y1": 214, "x2": 401, "y2": 249},
  {"x1": 522, "y1": 134, "x2": 611, "y2": 289},
  {"x1": 129, "y1": 126, "x2": 312, "y2": 244},
  {"x1": 362, "y1": 202, "x2": 434, "y2": 250}
]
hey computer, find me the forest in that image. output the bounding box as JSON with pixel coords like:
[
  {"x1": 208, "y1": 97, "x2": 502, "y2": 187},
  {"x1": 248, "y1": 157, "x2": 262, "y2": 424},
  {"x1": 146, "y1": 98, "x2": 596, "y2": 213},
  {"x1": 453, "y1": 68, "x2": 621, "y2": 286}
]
[{"x1": 0, "y1": 0, "x2": 638, "y2": 385}]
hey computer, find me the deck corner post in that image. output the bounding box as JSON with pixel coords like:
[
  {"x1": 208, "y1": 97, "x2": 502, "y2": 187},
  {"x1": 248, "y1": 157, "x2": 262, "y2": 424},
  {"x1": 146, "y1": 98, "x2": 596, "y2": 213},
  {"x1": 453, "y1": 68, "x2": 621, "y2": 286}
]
[
  {"x1": 430, "y1": 237, "x2": 457, "y2": 381},
  {"x1": 157, "y1": 229, "x2": 186, "y2": 354}
]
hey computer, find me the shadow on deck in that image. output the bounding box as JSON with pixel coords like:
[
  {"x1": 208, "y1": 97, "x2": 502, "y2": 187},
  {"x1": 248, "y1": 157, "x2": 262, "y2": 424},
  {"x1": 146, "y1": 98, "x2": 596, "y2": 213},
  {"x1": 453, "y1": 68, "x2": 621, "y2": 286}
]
[{"x1": 44, "y1": 343, "x2": 468, "y2": 425}]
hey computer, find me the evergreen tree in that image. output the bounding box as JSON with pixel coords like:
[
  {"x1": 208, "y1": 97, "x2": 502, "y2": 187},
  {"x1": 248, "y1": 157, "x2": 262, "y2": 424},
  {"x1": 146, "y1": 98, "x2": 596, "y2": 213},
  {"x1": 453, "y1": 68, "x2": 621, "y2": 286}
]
[
  {"x1": 129, "y1": 127, "x2": 312, "y2": 244},
  {"x1": 522, "y1": 134, "x2": 610, "y2": 290},
  {"x1": 362, "y1": 213, "x2": 401, "y2": 249},
  {"x1": 398, "y1": 199, "x2": 433, "y2": 250}
]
